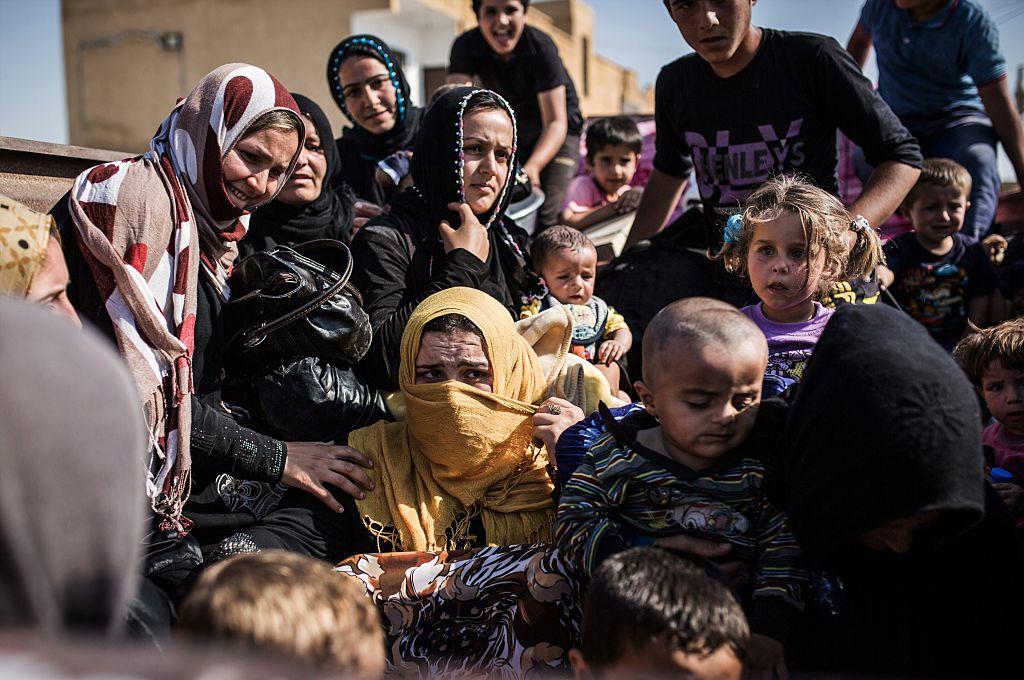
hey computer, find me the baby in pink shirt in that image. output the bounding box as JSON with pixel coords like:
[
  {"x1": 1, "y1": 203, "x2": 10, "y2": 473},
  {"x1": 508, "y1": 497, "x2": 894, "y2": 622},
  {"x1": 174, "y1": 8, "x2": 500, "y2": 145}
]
[
  {"x1": 560, "y1": 116, "x2": 643, "y2": 231},
  {"x1": 954, "y1": 319, "x2": 1024, "y2": 521}
]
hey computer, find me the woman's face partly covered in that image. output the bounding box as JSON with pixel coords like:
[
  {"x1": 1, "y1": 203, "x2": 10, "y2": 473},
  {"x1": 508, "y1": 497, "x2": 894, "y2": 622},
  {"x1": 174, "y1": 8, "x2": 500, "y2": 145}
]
[
  {"x1": 414, "y1": 330, "x2": 494, "y2": 392},
  {"x1": 276, "y1": 113, "x2": 328, "y2": 206},
  {"x1": 461, "y1": 107, "x2": 514, "y2": 216},
  {"x1": 339, "y1": 55, "x2": 398, "y2": 135},
  {"x1": 222, "y1": 128, "x2": 299, "y2": 209}
]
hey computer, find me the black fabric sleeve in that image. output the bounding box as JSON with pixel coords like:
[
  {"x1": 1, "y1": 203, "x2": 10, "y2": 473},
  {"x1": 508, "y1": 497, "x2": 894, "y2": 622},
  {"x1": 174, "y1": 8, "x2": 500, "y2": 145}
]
[
  {"x1": 966, "y1": 243, "x2": 999, "y2": 299},
  {"x1": 813, "y1": 36, "x2": 922, "y2": 170},
  {"x1": 883, "y1": 238, "x2": 905, "y2": 278},
  {"x1": 448, "y1": 31, "x2": 476, "y2": 76},
  {"x1": 748, "y1": 598, "x2": 798, "y2": 643},
  {"x1": 652, "y1": 65, "x2": 695, "y2": 179},
  {"x1": 531, "y1": 31, "x2": 566, "y2": 92},
  {"x1": 223, "y1": 487, "x2": 379, "y2": 562},
  {"x1": 189, "y1": 396, "x2": 286, "y2": 484},
  {"x1": 350, "y1": 220, "x2": 491, "y2": 390}
]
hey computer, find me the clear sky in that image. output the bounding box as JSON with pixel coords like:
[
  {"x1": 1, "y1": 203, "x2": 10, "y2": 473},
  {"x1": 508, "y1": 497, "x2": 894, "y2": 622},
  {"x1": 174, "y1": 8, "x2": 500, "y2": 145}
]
[{"x1": 2, "y1": 0, "x2": 1023, "y2": 173}]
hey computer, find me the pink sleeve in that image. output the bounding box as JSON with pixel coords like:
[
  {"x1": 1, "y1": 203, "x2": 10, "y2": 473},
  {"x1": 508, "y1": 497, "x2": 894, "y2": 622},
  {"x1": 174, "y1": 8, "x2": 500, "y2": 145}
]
[{"x1": 562, "y1": 176, "x2": 604, "y2": 214}]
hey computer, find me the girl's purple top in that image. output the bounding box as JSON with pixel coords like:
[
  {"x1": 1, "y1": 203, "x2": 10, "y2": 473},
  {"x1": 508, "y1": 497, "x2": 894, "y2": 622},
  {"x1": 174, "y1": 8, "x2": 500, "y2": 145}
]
[{"x1": 740, "y1": 302, "x2": 834, "y2": 397}]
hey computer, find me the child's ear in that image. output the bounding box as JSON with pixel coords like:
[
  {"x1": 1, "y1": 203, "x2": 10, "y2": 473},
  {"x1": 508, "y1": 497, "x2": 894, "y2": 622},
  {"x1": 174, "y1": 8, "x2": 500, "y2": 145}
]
[
  {"x1": 634, "y1": 380, "x2": 656, "y2": 414},
  {"x1": 568, "y1": 648, "x2": 594, "y2": 680},
  {"x1": 584, "y1": 156, "x2": 595, "y2": 171}
]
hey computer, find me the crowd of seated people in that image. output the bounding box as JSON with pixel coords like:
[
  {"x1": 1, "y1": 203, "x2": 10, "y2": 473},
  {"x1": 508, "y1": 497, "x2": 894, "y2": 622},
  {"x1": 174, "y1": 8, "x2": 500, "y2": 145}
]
[{"x1": 3, "y1": 0, "x2": 1024, "y2": 677}]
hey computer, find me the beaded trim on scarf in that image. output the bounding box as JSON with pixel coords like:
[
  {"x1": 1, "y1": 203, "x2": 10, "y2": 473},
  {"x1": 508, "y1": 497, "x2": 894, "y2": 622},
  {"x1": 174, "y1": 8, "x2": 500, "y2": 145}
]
[
  {"x1": 328, "y1": 36, "x2": 407, "y2": 127},
  {"x1": 454, "y1": 89, "x2": 518, "y2": 231},
  {"x1": 209, "y1": 531, "x2": 260, "y2": 564}
]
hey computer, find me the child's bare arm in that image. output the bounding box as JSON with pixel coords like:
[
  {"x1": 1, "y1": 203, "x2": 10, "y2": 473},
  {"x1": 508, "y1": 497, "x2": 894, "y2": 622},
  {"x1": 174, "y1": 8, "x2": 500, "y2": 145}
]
[{"x1": 561, "y1": 201, "x2": 621, "y2": 230}]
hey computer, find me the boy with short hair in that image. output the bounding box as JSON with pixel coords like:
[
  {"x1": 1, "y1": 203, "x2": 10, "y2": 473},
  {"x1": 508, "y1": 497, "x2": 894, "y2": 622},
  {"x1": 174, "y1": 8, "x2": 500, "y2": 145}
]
[
  {"x1": 524, "y1": 226, "x2": 632, "y2": 395},
  {"x1": 879, "y1": 158, "x2": 1003, "y2": 350},
  {"x1": 569, "y1": 547, "x2": 748, "y2": 680},
  {"x1": 954, "y1": 318, "x2": 1024, "y2": 518},
  {"x1": 177, "y1": 551, "x2": 385, "y2": 677},
  {"x1": 627, "y1": 0, "x2": 922, "y2": 250},
  {"x1": 556, "y1": 297, "x2": 806, "y2": 677},
  {"x1": 561, "y1": 116, "x2": 644, "y2": 230}
]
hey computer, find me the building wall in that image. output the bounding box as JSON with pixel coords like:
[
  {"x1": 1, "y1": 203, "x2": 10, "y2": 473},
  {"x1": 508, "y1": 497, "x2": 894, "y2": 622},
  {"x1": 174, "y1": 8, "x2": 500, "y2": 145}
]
[
  {"x1": 63, "y1": 0, "x2": 653, "y2": 152},
  {"x1": 63, "y1": 0, "x2": 391, "y2": 151}
]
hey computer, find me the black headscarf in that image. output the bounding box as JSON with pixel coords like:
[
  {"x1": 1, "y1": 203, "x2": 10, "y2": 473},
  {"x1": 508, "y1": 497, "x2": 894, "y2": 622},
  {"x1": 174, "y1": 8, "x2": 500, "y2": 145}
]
[
  {"x1": 779, "y1": 303, "x2": 1024, "y2": 677},
  {"x1": 243, "y1": 94, "x2": 356, "y2": 254},
  {"x1": 783, "y1": 303, "x2": 985, "y2": 560},
  {"x1": 388, "y1": 87, "x2": 540, "y2": 306},
  {"x1": 326, "y1": 35, "x2": 424, "y2": 163}
]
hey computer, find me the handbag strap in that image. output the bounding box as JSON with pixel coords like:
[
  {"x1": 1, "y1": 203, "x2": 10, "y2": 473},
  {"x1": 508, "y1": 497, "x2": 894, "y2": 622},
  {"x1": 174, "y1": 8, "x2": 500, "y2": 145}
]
[{"x1": 236, "y1": 239, "x2": 356, "y2": 352}]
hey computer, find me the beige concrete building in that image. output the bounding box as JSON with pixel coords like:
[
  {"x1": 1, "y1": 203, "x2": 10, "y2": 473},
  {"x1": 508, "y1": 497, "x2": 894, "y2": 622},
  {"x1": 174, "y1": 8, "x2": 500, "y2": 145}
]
[{"x1": 62, "y1": 0, "x2": 655, "y2": 152}]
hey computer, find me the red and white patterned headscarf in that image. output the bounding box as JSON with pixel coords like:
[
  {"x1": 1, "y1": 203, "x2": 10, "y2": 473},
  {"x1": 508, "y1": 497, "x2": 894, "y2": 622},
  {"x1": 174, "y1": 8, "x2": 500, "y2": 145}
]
[{"x1": 67, "y1": 64, "x2": 301, "y2": 532}]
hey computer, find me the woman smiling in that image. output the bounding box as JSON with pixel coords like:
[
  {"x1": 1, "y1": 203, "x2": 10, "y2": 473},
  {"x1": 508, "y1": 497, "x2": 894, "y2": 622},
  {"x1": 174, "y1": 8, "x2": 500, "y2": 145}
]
[
  {"x1": 327, "y1": 35, "x2": 424, "y2": 208},
  {"x1": 242, "y1": 93, "x2": 357, "y2": 254},
  {"x1": 50, "y1": 65, "x2": 377, "y2": 618}
]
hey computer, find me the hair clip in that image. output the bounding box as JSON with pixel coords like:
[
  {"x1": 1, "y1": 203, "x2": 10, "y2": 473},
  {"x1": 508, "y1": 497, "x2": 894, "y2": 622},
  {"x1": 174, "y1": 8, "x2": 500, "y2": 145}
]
[
  {"x1": 850, "y1": 215, "x2": 870, "y2": 233},
  {"x1": 724, "y1": 214, "x2": 744, "y2": 245}
]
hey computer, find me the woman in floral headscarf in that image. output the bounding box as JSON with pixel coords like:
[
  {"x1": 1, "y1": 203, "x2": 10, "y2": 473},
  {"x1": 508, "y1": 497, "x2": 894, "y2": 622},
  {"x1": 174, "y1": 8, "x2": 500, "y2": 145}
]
[{"x1": 49, "y1": 64, "x2": 376, "y2": 582}]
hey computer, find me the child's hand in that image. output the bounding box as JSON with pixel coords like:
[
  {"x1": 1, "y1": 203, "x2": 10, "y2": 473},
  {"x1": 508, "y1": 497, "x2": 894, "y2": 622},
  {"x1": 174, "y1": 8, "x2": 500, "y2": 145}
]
[
  {"x1": 993, "y1": 482, "x2": 1024, "y2": 515},
  {"x1": 983, "y1": 234, "x2": 1008, "y2": 264},
  {"x1": 597, "y1": 340, "x2": 626, "y2": 365},
  {"x1": 746, "y1": 633, "x2": 787, "y2": 679},
  {"x1": 876, "y1": 264, "x2": 895, "y2": 291},
  {"x1": 615, "y1": 187, "x2": 643, "y2": 214}
]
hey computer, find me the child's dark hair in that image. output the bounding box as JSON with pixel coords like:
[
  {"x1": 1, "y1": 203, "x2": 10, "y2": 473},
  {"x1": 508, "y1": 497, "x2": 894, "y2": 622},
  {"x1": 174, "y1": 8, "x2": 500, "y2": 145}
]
[
  {"x1": 581, "y1": 548, "x2": 749, "y2": 667},
  {"x1": 953, "y1": 318, "x2": 1024, "y2": 387},
  {"x1": 473, "y1": 0, "x2": 530, "y2": 16},
  {"x1": 530, "y1": 225, "x2": 596, "y2": 271},
  {"x1": 584, "y1": 116, "x2": 642, "y2": 161},
  {"x1": 902, "y1": 158, "x2": 973, "y2": 212}
]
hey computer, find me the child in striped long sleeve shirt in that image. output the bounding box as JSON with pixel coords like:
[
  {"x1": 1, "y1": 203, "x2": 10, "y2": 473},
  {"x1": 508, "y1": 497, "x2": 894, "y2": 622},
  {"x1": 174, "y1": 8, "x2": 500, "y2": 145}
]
[{"x1": 555, "y1": 297, "x2": 806, "y2": 676}]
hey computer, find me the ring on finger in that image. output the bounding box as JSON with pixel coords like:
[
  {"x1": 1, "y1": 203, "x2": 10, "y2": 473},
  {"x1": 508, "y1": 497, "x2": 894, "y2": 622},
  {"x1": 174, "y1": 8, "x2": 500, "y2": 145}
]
[{"x1": 546, "y1": 403, "x2": 562, "y2": 416}]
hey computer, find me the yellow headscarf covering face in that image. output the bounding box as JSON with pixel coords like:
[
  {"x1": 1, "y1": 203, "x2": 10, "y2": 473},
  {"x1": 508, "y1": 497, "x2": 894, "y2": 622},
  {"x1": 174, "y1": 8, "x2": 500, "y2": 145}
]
[
  {"x1": 350, "y1": 287, "x2": 555, "y2": 552},
  {"x1": 0, "y1": 195, "x2": 54, "y2": 297}
]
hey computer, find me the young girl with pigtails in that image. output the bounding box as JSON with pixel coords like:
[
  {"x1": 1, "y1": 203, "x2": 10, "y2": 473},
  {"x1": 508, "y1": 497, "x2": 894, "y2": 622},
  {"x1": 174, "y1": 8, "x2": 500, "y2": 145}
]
[{"x1": 719, "y1": 175, "x2": 885, "y2": 397}]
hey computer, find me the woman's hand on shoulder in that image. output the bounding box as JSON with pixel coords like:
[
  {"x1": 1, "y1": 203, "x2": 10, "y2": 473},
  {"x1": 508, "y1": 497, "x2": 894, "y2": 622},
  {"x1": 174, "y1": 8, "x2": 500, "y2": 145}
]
[
  {"x1": 440, "y1": 202, "x2": 490, "y2": 263},
  {"x1": 281, "y1": 442, "x2": 375, "y2": 512},
  {"x1": 531, "y1": 397, "x2": 585, "y2": 453}
]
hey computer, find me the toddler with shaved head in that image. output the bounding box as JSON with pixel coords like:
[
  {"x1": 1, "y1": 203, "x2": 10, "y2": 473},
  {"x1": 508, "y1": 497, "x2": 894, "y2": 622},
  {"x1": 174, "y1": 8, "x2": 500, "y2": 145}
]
[{"x1": 556, "y1": 298, "x2": 806, "y2": 676}]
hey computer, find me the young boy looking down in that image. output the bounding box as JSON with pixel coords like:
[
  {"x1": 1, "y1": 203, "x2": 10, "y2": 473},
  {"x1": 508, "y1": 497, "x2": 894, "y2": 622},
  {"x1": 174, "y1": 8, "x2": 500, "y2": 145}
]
[{"x1": 556, "y1": 297, "x2": 806, "y2": 677}]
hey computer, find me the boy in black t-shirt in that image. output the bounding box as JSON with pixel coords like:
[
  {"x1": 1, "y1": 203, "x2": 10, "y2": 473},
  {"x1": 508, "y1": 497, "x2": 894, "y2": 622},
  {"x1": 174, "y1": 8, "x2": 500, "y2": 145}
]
[
  {"x1": 627, "y1": 0, "x2": 923, "y2": 250},
  {"x1": 448, "y1": 0, "x2": 584, "y2": 230},
  {"x1": 879, "y1": 158, "x2": 1003, "y2": 350}
]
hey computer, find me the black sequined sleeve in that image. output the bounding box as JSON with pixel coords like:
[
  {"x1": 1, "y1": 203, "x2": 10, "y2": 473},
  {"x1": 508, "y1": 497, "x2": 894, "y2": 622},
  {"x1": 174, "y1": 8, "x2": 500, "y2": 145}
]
[{"x1": 189, "y1": 396, "x2": 286, "y2": 484}]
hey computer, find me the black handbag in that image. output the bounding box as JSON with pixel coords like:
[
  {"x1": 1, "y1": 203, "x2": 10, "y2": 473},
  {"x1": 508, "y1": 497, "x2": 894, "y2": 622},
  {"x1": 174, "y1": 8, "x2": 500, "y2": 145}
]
[{"x1": 225, "y1": 239, "x2": 371, "y2": 370}]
